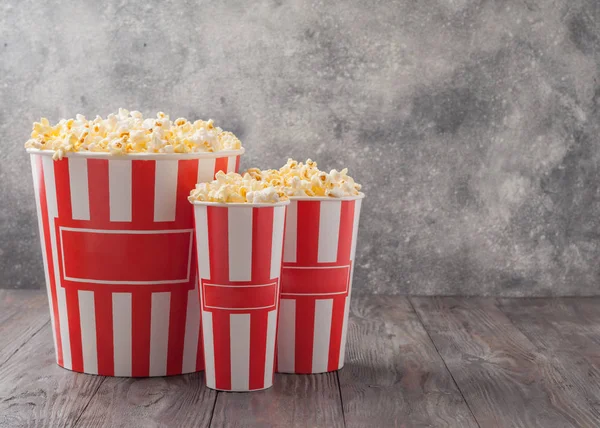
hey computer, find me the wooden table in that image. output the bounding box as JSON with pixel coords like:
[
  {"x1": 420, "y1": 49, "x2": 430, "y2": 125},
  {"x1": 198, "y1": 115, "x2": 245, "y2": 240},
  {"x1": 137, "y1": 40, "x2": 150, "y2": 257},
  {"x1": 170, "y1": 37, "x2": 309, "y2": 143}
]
[{"x1": 2, "y1": 290, "x2": 600, "y2": 427}]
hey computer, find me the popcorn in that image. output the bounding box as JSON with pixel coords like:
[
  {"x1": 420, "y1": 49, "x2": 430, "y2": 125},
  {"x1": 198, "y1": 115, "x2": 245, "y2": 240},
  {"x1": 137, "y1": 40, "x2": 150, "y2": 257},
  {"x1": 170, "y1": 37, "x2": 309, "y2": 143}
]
[
  {"x1": 25, "y1": 110, "x2": 243, "y2": 160},
  {"x1": 188, "y1": 171, "x2": 289, "y2": 204},
  {"x1": 253, "y1": 159, "x2": 362, "y2": 198}
]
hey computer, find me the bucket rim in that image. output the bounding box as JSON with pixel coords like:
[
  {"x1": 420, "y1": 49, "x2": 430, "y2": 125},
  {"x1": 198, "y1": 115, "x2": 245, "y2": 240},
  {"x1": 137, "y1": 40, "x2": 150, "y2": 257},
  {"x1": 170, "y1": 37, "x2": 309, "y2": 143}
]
[{"x1": 26, "y1": 147, "x2": 245, "y2": 160}]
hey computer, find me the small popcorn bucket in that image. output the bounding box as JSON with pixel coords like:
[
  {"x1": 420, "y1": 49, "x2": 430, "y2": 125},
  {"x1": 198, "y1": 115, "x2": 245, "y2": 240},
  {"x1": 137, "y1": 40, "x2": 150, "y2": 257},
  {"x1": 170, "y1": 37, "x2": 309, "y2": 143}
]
[
  {"x1": 28, "y1": 148, "x2": 243, "y2": 377},
  {"x1": 192, "y1": 200, "x2": 289, "y2": 391},
  {"x1": 276, "y1": 194, "x2": 364, "y2": 374}
]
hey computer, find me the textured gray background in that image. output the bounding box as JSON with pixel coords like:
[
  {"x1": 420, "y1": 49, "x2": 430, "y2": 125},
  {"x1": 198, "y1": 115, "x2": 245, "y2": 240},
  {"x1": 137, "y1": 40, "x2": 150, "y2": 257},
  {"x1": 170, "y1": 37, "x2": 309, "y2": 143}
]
[{"x1": 1, "y1": 0, "x2": 600, "y2": 296}]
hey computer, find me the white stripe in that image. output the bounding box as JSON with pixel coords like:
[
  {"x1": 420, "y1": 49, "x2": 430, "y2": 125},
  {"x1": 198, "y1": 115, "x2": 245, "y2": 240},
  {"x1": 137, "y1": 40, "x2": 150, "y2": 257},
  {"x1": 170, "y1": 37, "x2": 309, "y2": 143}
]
[
  {"x1": 78, "y1": 290, "x2": 98, "y2": 374},
  {"x1": 194, "y1": 205, "x2": 211, "y2": 279},
  {"x1": 43, "y1": 157, "x2": 72, "y2": 369},
  {"x1": 228, "y1": 207, "x2": 253, "y2": 281},
  {"x1": 197, "y1": 158, "x2": 216, "y2": 183},
  {"x1": 264, "y1": 310, "x2": 277, "y2": 387},
  {"x1": 109, "y1": 160, "x2": 132, "y2": 221},
  {"x1": 312, "y1": 299, "x2": 333, "y2": 373},
  {"x1": 202, "y1": 311, "x2": 216, "y2": 389},
  {"x1": 42, "y1": 157, "x2": 57, "y2": 217},
  {"x1": 227, "y1": 155, "x2": 237, "y2": 172},
  {"x1": 317, "y1": 201, "x2": 341, "y2": 263},
  {"x1": 270, "y1": 206, "x2": 286, "y2": 280},
  {"x1": 283, "y1": 201, "x2": 297, "y2": 263},
  {"x1": 350, "y1": 199, "x2": 362, "y2": 261},
  {"x1": 230, "y1": 313, "x2": 251, "y2": 391},
  {"x1": 182, "y1": 285, "x2": 201, "y2": 373},
  {"x1": 68, "y1": 158, "x2": 90, "y2": 220},
  {"x1": 56, "y1": 286, "x2": 71, "y2": 369},
  {"x1": 276, "y1": 299, "x2": 295, "y2": 373},
  {"x1": 338, "y1": 296, "x2": 350, "y2": 369},
  {"x1": 154, "y1": 160, "x2": 178, "y2": 222},
  {"x1": 149, "y1": 292, "x2": 171, "y2": 376},
  {"x1": 112, "y1": 293, "x2": 132, "y2": 376},
  {"x1": 30, "y1": 155, "x2": 58, "y2": 360}
]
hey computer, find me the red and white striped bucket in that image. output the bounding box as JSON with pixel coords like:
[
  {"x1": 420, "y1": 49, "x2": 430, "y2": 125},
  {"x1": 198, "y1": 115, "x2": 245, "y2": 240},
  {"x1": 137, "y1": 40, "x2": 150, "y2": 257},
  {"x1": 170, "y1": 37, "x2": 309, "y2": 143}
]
[
  {"x1": 192, "y1": 200, "x2": 289, "y2": 391},
  {"x1": 276, "y1": 194, "x2": 364, "y2": 374},
  {"x1": 28, "y1": 149, "x2": 243, "y2": 377}
]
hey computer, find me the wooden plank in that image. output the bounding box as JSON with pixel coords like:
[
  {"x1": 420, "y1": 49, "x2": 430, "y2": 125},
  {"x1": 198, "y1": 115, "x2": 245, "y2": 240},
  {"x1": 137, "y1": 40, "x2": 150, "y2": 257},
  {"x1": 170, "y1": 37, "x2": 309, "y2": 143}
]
[
  {"x1": 0, "y1": 323, "x2": 104, "y2": 428},
  {"x1": 497, "y1": 297, "x2": 600, "y2": 422},
  {"x1": 338, "y1": 295, "x2": 477, "y2": 428},
  {"x1": 75, "y1": 373, "x2": 216, "y2": 428},
  {"x1": 497, "y1": 298, "x2": 600, "y2": 356},
  {"x1": 0, "y1": 290, "x2": 50, "y2": 366},
  {"x1": 412, "y1": 297, "x2": 600, "y2": 428},
  {"x1": 210, "y1": 372, "x2": 344, "y2": 428}
]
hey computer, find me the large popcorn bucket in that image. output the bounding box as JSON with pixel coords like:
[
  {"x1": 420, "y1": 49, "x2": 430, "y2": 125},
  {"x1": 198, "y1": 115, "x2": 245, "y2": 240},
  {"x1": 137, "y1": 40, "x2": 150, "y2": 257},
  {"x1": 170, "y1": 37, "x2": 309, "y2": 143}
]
[
  {"x1": 28, "y1": 148, "x2": 243, "y2": 377},
  {"x1": 276, "y1": 194, "x2": 364, "y2": 374},
  {"x1": 192, "y1": 200, "x2": 289, "y2": 391}
]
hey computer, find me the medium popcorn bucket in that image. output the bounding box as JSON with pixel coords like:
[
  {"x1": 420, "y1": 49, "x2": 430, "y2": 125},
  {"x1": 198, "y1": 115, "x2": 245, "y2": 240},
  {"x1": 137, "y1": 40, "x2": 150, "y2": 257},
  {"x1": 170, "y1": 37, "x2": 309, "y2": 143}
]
[
  {"x1": 276, "y1": 194, "x2": 364, "y2": 374},
  {"x1": 28, "y1": 148, "x2": 243, "y2": 377},
  {"x1": 192, "y1": 200, "x2": 289, "y2": 391}
]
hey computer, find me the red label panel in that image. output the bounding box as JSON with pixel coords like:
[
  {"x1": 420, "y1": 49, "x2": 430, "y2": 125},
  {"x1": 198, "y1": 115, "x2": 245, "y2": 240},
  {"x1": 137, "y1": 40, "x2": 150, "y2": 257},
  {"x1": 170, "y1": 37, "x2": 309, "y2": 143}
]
[
  {"x1": 202, "y1": 281, "x2": 278, "y2": 311},
  {"x1": 60, "y1": 227, "x2": 193, "y2": 284},
  {"x1": 280, "y1": 265, "x2": 351, "y2": 296}
]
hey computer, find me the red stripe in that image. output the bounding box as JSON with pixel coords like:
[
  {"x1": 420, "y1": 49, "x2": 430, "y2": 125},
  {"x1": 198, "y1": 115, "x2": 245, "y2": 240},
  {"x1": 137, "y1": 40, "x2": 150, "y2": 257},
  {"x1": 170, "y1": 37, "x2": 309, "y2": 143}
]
[
  {"x1": 207, "y1": 206, "x2": 229, "y2": 283},
  {"x1": 235, "y1": 155, "x2": 241, "y2": 173},
  {"x1": 66, "y1": 288, "x2": 84, "y2": 372},
  {"x1": 327, "y1": 296, "x2": 347, "y2": 371},
  {"x1": 252, "y1": 207, "x2": 274, "y2": 282},
  {"x1": 212, "y1": 311, "x2": 232, "y2": 390},
  {"x1": 249, "y1": 207, "x2": 274, "y2": 388},
  {"x1": 294, "y1": 298, "x2": 316, "y2": 373},
  {"x1": 38, "y1": 156, "x2": 64, "y2": 366},
  {"x1": 132, "y1": 160, "x2": 156, "y2": 225},
  {"x1": 131, "y1": 291, "x2": 152, "y2": 377},
  {"x1": 54, "y1": 158, "x2": 72, "y2": 220},
  {"x1": 94, "y1": 290, "x2": 114, "y2": 376},
  {"x1": 296, "y1": 201, "x2": 320, "y2": 264},
  {"x1": 87, "y1": 159, "x2": 110, "y2": 224},
  {"x1": 166, "y1": 290, "x2": 189, "y2": 375},
  {"x1": 337, "y1": 201, "x2": 355, "y2": 263},
  {"x1": 203, "y1": 283, "x2": 277, "y2": 310},
  {"x1": 175, "y1": 159, "x2": 199, "y2": 225},
  {"x1": 249, "y1": 311, "x2": 268, "y2": 390},
  {"x1": 214, "y1": 157, "x2": 228, "y2": 177}
]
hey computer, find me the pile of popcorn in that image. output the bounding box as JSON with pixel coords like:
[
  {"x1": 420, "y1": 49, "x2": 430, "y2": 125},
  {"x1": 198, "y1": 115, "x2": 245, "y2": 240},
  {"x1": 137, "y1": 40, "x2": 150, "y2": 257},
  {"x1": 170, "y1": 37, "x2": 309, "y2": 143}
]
[
  {"x1": 24, "y1": 108, "x2": 242, "y2": 160},
  {"x1": 250, "y1": 158, "x2": 362, "y2": 198},
  {"x1": 189, "y1": 159, "x2": 362, "y2": 204},
  {"x1": 189, "y1": 171, "x2": 289, "y2": 204}
]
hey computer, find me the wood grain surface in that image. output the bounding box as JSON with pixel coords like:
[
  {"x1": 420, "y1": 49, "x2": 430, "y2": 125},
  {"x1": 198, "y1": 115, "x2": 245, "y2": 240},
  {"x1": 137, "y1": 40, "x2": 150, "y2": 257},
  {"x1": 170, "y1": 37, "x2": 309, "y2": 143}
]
[
  {"x1": 412, "y1": 297, "x2": 600, "y2": 428},
  {"x1": 0, "y1": 290, "x2": 50, "y2": 366},
  {"x1": 4, "y1": 291, "x2": 600, "y2": 428},
  {"x1": 0, "y1": 323, "x2": 104, "y2": 428},
  {"x1": 75, "y1": 373, "x2": 217, "y2": 428},
  {"x1": 211, "y1": 373, "x2": 344, "y2": 428},
  {"x1": 338, "y1": 295, "x2": 478, "y2": 428}
]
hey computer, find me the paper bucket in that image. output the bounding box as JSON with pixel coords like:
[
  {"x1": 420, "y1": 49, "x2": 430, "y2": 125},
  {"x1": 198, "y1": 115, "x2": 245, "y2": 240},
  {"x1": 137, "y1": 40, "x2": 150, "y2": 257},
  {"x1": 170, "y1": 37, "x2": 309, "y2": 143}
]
[
  {"x1": 28, "y1": 148, "x2": 243, "y2": 377},
  {"x1": 192, "y1": 200, "x2": 289, "y2": 391},
  {"x1": 276, "y1": 194, "x2": 364, "y2": 374}
]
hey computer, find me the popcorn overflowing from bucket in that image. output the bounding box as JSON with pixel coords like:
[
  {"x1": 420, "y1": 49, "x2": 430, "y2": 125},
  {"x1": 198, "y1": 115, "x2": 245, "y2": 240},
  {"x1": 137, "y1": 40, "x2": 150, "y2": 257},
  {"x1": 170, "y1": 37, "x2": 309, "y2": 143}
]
[
  {"x1": 24, "y1": 108, "x2": 242, "y2": 160},
  {"x1": 246, "y1": 159, "x2": 362, "y2": 198},
  {"x1": 188, "y1": 170, "x2": 289, "y2": 204}
]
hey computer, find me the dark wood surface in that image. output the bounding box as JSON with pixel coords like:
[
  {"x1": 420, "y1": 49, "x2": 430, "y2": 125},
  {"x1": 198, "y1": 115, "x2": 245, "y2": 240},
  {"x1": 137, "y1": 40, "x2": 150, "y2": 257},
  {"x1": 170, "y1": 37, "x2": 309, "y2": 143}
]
[{"x1": 3, "y1": 291, "x2": 600, "y2": 427}]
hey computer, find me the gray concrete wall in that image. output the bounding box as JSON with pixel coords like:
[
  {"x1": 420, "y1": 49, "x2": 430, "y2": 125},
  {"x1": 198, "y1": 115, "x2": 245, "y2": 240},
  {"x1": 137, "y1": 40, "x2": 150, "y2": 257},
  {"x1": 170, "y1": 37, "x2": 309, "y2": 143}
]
[{"x1": 1, "y1": 0, "x2": 600, "y2": 295}]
